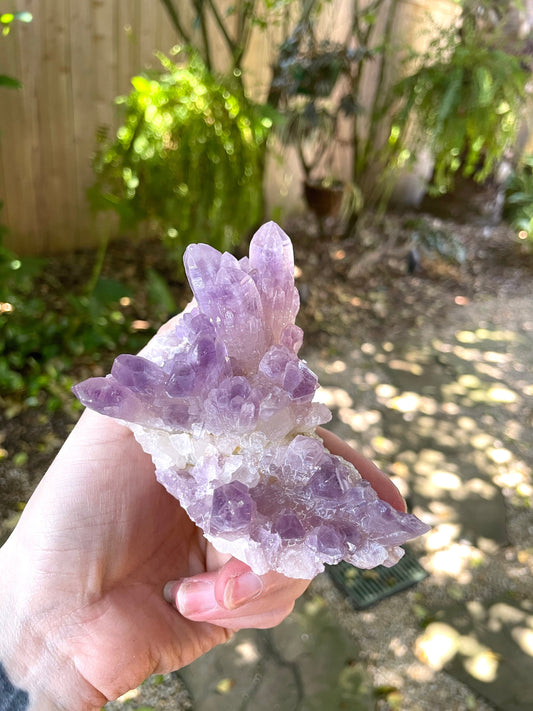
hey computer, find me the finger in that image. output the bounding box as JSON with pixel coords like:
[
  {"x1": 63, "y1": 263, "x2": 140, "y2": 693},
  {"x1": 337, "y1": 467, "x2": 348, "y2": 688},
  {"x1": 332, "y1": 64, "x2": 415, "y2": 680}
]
[
  {"x1": 196, "y1": 603, "x2": 297, "y2": 631},
  {"x1": 212, "y1": 557, "x2": 309, "y2": 611},
  {"x1": 317, "y1": 427, "x2": 407, "y2": 512},
  {"x1": 164, "y1": 557, "x2": 309, "y2": 630}
]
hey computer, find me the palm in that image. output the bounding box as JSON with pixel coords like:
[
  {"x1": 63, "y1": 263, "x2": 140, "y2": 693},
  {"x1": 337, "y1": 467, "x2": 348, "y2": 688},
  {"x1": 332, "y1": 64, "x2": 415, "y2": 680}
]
[{"x1": 13, "y1": 411, "x2": 230, "y2": 704}]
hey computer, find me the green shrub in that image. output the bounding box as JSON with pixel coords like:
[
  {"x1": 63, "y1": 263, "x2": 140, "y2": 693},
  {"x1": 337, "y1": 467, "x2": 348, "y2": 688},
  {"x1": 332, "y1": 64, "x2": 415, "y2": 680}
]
[
  {"x1": 89, "y1": 51, "x2": 271, "y2": 263},
  {"x1": 0, "y1": 241, "x2": 152, "y2": 412},
  {"x1": 504, "y1": 155, "x2": 533, "y2": 246}
]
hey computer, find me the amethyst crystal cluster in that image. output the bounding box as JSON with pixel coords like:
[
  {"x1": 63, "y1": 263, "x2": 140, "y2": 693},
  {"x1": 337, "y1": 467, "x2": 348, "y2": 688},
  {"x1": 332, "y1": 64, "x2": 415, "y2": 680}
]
[{"x1": 73, "y1": 222, "x2": 429, "y2": 578}]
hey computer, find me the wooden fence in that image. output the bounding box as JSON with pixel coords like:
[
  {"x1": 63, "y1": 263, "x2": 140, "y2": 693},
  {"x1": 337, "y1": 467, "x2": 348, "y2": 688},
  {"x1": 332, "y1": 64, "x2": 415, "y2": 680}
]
[{"x1": 0, "y1": 0, "x2": 458, "y2": 255}]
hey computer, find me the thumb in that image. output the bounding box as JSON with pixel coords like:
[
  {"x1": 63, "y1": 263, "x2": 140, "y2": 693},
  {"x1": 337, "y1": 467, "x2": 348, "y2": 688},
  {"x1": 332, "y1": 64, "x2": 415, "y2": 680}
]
[
  {"x1": 163, "y1": 558, "x2": 263, "y2": 619},
  {"x1": 163, "y1": 557, "x2": 310, "y2": 629}
]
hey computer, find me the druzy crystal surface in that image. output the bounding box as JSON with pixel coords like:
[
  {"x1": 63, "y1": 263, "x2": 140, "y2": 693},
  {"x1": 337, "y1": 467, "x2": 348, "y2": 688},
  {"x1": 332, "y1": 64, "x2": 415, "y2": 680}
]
[{"x1": 73, "y1": 222, "x2": 429, "y2": 578}]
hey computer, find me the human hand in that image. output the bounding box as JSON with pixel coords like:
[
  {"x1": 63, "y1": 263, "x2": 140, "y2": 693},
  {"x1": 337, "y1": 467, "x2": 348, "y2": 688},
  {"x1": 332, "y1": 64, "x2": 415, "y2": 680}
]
[{"x1": 0, "y1": 411, "x2": 404, "y2": 711}]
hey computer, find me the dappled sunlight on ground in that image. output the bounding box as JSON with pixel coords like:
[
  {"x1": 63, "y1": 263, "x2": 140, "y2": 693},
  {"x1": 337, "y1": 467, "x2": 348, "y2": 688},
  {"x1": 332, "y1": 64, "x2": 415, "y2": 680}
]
[
  {"x1": 306, "y1": 290, "x2": 533, "y2": 710},
  {"x1": 313, "y1": 312, "x2": 533, "y2": 544}
]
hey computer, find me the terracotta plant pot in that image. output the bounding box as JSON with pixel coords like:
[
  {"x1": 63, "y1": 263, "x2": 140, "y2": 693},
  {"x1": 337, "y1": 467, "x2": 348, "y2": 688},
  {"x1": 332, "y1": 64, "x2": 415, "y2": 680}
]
[{"x1": 304, "y1": 179, "x2": 345, "y2": 218}]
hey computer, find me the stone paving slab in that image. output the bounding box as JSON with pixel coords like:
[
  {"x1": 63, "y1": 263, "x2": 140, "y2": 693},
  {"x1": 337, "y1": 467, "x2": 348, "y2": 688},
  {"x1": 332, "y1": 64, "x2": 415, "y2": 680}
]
[
  {"x1": 418, "y1": 597, "x2": 533, "y2": 711},
  {"x1": 306, "y1": 291, "x2": 533, "y2": 710},
  {"x1": 177, "y1": 592, "x2": 373, "y2": 711}
]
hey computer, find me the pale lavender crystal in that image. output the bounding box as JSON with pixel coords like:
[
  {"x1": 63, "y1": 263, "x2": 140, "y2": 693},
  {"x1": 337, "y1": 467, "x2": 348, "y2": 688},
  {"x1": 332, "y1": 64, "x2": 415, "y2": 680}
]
[
  {"x1": 73, "y1": 221, "x2": 430, "y2": 578},
  {"x1": 211, "y1": 482, "x2": 254, "y2": 533}
]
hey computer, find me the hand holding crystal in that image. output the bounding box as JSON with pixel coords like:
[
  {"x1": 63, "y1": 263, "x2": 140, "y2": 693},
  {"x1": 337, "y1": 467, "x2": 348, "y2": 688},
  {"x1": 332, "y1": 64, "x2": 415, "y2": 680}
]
[{"x1": 0, "y1": 408, "x2": 403, "y2": 710}]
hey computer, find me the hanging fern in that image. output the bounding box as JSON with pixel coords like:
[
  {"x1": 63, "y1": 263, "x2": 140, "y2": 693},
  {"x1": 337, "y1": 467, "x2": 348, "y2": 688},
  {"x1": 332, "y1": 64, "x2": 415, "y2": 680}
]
[{"x1": 393, "y1": 33, "x2": 529, "y2": 194}]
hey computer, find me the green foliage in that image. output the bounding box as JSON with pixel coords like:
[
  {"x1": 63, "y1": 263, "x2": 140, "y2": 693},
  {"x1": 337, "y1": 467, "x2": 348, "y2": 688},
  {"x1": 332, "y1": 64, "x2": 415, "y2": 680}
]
[
  {"x1": 273, "y1": 33, "x2": 367, "y2": 180},
  {"x1": 393, "y1": 27, "x2": 528, "y2": 194},
  {"x1": 0, "y1": 241, "x2": 151, "y2": 412},
  {"x1": 89, "y1": 51, "x2": 271, "y2": 264},
  {"x1": 1, "y1": 10, "x2": 32, "y2": 88},
  {"x1": 504, "y1": 155, "x2": 533, "y2": 245},
  {"x1": 146, "y1": 266, "x2": 177, "y2": 321}
]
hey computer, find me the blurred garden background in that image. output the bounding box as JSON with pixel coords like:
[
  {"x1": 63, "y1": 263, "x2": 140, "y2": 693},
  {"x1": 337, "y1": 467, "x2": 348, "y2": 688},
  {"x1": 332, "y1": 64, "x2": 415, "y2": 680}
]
[{"x1": 1, "y1": 1, "x2": 533, "y2": 709}]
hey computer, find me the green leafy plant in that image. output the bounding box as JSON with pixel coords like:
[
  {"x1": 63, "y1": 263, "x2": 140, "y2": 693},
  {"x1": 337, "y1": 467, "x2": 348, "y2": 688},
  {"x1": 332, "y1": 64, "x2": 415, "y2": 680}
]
[
  {"x1": 89, "y1": 51, "x2": 271, "y2": 264},
  {"x1": 504, "y1": 154, "x2": 533, "y2": 246},
  {"x1": 0, "y1": 239, "x2": 152, "y2": 412},
  {"x1": 271, "y1": 0, "x2": 400, "y2": 221},
  {"x1": 392, "y1": 22, "x2": 529, "y2": 195},
  {"x1": 273, "y1": 31, "x2": 367, "y2": 182}
]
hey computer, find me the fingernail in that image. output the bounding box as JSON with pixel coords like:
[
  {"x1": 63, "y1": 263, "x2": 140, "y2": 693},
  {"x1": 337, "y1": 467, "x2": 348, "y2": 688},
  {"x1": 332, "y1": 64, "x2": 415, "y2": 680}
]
[
  {"x1": 176, "y1": 579, "x2": 218, "y2": 617},
  {"x1": 224, "y1": 572, "x2": 263, "y2": 610},
  {"x1": 163, "y1": 580, "x2": 180, "y2": 605}
]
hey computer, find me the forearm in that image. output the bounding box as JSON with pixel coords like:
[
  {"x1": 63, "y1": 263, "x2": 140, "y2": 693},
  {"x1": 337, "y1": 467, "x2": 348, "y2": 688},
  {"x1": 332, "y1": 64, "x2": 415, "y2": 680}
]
[{"x1": 0, "y1": 542, "x2": 59, "y2": 711}]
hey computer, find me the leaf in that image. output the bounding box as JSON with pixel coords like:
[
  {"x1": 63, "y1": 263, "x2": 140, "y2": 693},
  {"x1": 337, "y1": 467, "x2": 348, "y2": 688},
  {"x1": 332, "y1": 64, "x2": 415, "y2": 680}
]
[
  {"x1": 436, "y1": 67, "x2": 462, "y2": 131},
  {"x1": 474, "y1": 65, "x2": 494, "y2": 107},
  {"x1": 146, "y1": 267, "x2": 176, "y2": 317},
  {"x1": 131, "y1": 75, "x2": 150, "y2": 93},
  {"x1": 0, "y1": 74, "x2": 22, "y2": 89},
  {"x1": 363, "y1": 12, "x2": 377, "y2": 26},
  {"x1": 92, "y1": 277, "x2": 132, "y2": 305}
]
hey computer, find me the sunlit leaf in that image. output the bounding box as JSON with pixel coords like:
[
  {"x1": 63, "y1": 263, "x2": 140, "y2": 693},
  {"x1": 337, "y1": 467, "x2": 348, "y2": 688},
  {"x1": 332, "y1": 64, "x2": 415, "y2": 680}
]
[{"x1": 0, "y1": 74, "x2": 22, "y2": 89}]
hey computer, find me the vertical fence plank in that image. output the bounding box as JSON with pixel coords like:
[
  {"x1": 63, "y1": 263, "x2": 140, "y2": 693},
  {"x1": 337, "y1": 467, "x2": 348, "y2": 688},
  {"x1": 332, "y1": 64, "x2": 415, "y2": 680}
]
[
  {"x1": 156, "y1": 2, "x2": 179, "y2": 57},
  {"x1": 37, "y1": 0, "x2": 74, "y2": 252},
  {"x1": 139, "y1": 0, "x2": 158, "y2": 71},
  {"x1": 89, "y1": 0, "x2": 119, "y2": 250},
  {"x1": 116, "y1": 3, "x2": 137, "y2": 96},
  {"x1": 0, "y1": 9, "x2": 21, "y2": 242},
  {"x1": 15, "y1": 0, "x2": 42, "y2": 253},
  {"x1": 37, "y1": 0, "x2": 62, "y2": 252},
  {"x1": 69, "y1": 0, "x2": 94, "y2": 248},
  {"x1": 92, "y1": 0, "x2": 117, "y2": 136},
  {"x1": 55, "y1": 0, "x2": 79, "y2": 251}
]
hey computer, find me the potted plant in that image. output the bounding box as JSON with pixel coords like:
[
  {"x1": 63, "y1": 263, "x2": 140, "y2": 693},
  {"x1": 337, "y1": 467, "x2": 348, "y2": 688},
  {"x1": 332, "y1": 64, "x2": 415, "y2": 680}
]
[
  {"x1": 391, "y1": 2, "x2": 531, "y2": 202},
  {"x1": 271, "y1": 26, "x2": 365, "y2": 223}
]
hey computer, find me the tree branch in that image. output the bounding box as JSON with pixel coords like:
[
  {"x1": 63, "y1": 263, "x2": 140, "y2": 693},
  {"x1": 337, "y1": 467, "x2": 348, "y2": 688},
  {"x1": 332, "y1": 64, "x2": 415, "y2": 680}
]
[
  {"x1": 160, "y1": 0, "x2": 192, "y2": 45},
  {"x1": 192, "y1": 0, "x2": 213, "y2": 70},
  {"x1": 205, "y1": 0, "x2": 238, "y2": 58},
  {"x1": 234, "y1": 0, "x2": 257, "y2": 70}
]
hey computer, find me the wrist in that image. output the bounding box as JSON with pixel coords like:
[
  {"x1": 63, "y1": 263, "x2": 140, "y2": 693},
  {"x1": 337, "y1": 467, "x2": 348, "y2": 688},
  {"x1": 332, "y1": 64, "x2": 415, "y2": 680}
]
[
  {"x1": 0, "y1": 537, "x2": 104, "y2": 711},
  {"x1": 0, "y1": 542, "x2": 59, "y2": 710}
]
